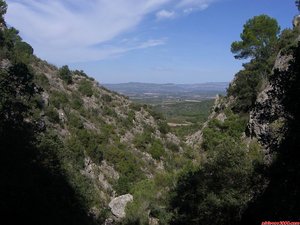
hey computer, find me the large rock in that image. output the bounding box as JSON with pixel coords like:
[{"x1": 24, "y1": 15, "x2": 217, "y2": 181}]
[{"x1": 108, "y1": 194, "x2": 133, "y2": 219}]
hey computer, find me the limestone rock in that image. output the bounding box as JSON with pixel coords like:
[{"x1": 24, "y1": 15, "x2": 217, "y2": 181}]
[
  {"x1": 293, "y1": 15, "x2": 300, "y2": 30},
  {"x1": 149, "y1": 217, "x2": 159, "y2": 225},
  {"x1": 216, "y1": 112, "x2": 227, "y2": 122},
  {"x1": 186, "y1": 130, "x2": 203, "y2": 148},
  {"x1": 166, "y1": 133, "x2": 180, "y2": 146},
  {"x1": 0, "y1": 59, "x2": 11, "y2": 69},
  {"x1": 109, "y1": 194, "x2": 133, "y2": 218}
]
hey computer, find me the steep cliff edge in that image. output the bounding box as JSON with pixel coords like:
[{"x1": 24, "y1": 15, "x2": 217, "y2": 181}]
[{"x1": 240, "y1": 38, "x2": 300, "y2": 225}]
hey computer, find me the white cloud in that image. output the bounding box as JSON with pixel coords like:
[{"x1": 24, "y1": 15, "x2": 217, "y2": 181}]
[
  {"x1": 156, "y1": 9, "x2": 176, "y2": 20},
  {"x1": 4, "y1": 0, "x2": 217, "y2": 63},
  {"x1": 177, "y1": 0, "x2": 216, "y2": 13},
  {"x1": 177, "y1": 0, "x2": 213, "y2": 8},
  {"x1": 5, "y1": 0, "x2": 170, "y2": 63}
]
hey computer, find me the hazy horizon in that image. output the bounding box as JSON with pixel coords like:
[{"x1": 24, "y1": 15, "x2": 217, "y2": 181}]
[{"x1": 102, "y1": 81, "x2": 229, "y2": 85}]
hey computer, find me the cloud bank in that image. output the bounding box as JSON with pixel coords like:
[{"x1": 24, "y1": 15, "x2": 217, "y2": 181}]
[{"x1": 5, "y1": 0, "x2": 217, "y2": 63}]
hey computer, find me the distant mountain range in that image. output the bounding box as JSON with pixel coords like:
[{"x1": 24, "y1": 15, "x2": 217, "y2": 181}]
[{"x1": 103, "y1": 82, "x2": 229, "y2": 102}]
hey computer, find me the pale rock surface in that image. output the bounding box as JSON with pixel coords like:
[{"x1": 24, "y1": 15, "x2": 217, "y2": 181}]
[{"x1": 109, "y1": 194, "x2": 133, "y2": 218}]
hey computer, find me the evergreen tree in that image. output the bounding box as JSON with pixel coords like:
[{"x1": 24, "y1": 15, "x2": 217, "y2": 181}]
[{"x1": 231, "y1": 15, "x2": 280, "y2": 60}]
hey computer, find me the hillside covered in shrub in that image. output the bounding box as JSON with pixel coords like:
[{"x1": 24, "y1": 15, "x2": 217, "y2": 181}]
[{"x1": 1, "y1": 0, "x2": 300, "y2": 224}]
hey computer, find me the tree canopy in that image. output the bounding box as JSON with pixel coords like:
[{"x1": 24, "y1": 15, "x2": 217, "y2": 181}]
[
  {"x1": 0, "y1": 0, "x2": 7, "y2": 24},
  {"x1": 231, "y1": 15, "x2": 280, "y2": 60}
]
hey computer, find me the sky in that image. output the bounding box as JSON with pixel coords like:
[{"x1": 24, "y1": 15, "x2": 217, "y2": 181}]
[{"x1": 5, "y1": 0, "x2": 298, "y2": 84}]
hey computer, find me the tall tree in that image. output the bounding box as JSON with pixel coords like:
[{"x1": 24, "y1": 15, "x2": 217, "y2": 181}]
[{"x1": 231, "y1": 15, "x2": 280, "y2": 60}]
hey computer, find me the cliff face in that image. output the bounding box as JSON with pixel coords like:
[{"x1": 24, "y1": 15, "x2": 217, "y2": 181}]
[
  {"x1": 240, "y1": 40, "x2": 300, "y2": 224},
  {"x1": 247, "y1": 52, "x2": 293, "y2": 160}
]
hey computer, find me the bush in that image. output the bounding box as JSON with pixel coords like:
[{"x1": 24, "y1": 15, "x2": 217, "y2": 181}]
[
  {"x1": 119, "y1": 110, "x2": 135, "y2": 128},
  {"x1": 78, "y1": 79, "x2": 94, "y2": 97},
  {"x1": 45, "y1": 106, "x2": 60, "y2": 123},
  {"x1": 149, "y1": 139, "x2": 165, "y2": 160},
  {"x1": 166, "y1": 141, "x2": 179, "y2": 152},
  {"x1": 129, "y1": 103, "x2": 142, "y2": 111},
  {"x1": 227, "y1": 69, "x2": 261, "y2": 113},
  {"x1": 58, "y1": 65, "x2": 72, "y2": 84},
  {"x1": 64, "y1": 136, "x2": 85, "y2": 168},
  {"x1": 68, "y1": 113, "x2": 84, "y2": 129},
  {"x1": 158, "y1": 120, "x2": 170, "y2": 134},
  {"x1": 88, "y1": 146, "x2": 104, "y2": 165},
  {"x1": 102, "y1": 106, "x2": 116, "y2": 117},
  {"x1": 202, "y1": 113, "x2": 247, "y2": 152},
  {"x1": 74, "y1": 70, "x2": 88, "y2": 78},
  {"x1": 49, "y1": 90, "x2": 69, "y2": 109},
  {"x1": 133, "y1": 131, "x2": 153, "y2": 150},
  {"x1": 34, "y1": 73, "x2": 49, "y2": 90},
  {"x1": 101, "y1": 94, "x2": 112, "y2": 103},
  {"x1": 70, "y1": 94, "x2": 84, "y2": 110},
  {"x1": 101, "y1": 144, "x2": 145, "y2": 194},
  {"x1": 170, "y1": 140, "x2": 252, "y2": 225}
]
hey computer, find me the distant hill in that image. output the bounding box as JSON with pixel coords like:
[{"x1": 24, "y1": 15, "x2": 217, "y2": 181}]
[{"x1": 103, "y1": 82, "x2": 229, "y2": 103}]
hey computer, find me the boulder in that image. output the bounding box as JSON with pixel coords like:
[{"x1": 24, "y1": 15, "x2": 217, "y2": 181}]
[{"x1": 108, "y1": 194, "x2": 133, "y2": 218}]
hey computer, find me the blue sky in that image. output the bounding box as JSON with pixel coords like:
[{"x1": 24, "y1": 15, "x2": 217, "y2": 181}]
[{"x1": 5, "y1": 0, "x2": 298, "y2": 83}]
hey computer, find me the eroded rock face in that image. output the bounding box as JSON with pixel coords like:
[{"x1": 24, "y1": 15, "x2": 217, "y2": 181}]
[
  {"x1": 108, "y1": 194, "x2": 133, "y2": 219},
  {"x1": 247, "y1": 50, "x2": 293, "y2": 159}
]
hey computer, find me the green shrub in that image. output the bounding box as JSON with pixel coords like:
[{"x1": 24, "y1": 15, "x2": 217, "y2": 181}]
[
  {"x1": 49, "y1": 90, "x2": 69, "y2": 109},
  {"x1": 34, "y1": 73, "x2": 49, "y2": 90},
  {"x1": 133, "y1": 131, "x2": 153, "y2": 150},
  {"x1": 119, "y1": 110, "x2": 135, "y2": 128},
  {"x1": 170, "y1": 139, "x2": 252, "y2": 225},
  {"x1": 70, "y1": 94, "x2": 84, "y2": 110},
  {"x1": 78, "y1": 79, "x2": 94, "y2": 97},
  {"x1": 58, "y1": 65, "x2": 72, "y2": 84},
  {"x1": 99, "y1": 124, "x2": 115, "y2": 144},
  {"x1": 88, "y1": 146, "x2": 104, "y2": 165},
  {"x1": 68, "y1": 113, "x2": 84, "y2": 129},
  {"x1": 64, "y1": 136, "x2": 85, "y2": 168},
  {"x1": 124, "y1": 180, "x2": 156, "y2": 224},
  {"x1": 102, "y1": 106, "x2": 117, "y2": 117},
  {"x1": 227, "y1": 69, "x2": 261, "y2": 113},
  {"x1": 101, "y1": 144, "x2": 145, "y2": 194},
  {"x1": 14, "y1": 41, "x2": 33, "y2": 63},
  {"x1": 158, "y1": 120, "x2": 170, "y2": 134},
  {"x1": 202, "y1": 114, "x2": 247, "y2": 152},
  {"x1": 149, "y1": 139, "x2": 165, "y2": 160},
  {"x1": 101, "y1": 94, "x2": 112, "y2": 103},
  {"x1": 166, "y1": 141, "x2": 179, "y2": 152},
  {"x1": 74, "y1": 70, "x2": 88, "y2": 78},
  {"x1": 130, "y1": 103, "x2": 142, "y2": 111},
  {"x1": 45, "y1": 106, "x2": 60, "y2": 123}
]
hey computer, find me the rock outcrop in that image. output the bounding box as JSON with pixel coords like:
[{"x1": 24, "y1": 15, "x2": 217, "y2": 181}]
[
  {"x1": 293, "y1": 15, "x2": 300, "y2": 30},
  {"x1": 108, "y1": 194, "x2": 133, "y2": 219},
  {"x1": 247, "y1": 47, "x2": 295, "y2": 160}
]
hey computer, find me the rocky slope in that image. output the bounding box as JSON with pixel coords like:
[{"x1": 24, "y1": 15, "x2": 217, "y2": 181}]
[
  {"x1": 1, "y1": 25, "x2": 192, "y2": 224},
  {"x1": 30, "y1": 58, "x2": 189, "y2": 222}
]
